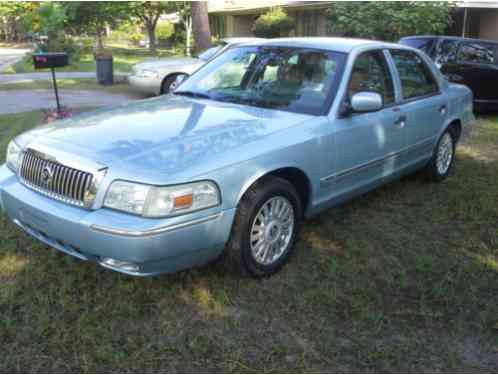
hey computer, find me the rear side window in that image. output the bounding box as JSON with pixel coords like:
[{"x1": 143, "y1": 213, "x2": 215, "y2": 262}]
[
  {"x1": 435, "y1": 39, "x2": 460, "y2": 65},
  {"x1": 400, "y1": 38, "x2": 435, "y2": 56},
  {"x1": 390, "y1": 49, "x2": 439, "y2": 100},
  {"x1": 457, "y1": 42, "x2": 496, "y2": 64}
]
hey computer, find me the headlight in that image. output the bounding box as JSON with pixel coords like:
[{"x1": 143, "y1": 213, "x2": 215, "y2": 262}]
[
  {"x1": 104, "y1": 180, "x2": 220, "y2": 218},
  {"x1": 137, "y1": 69, "x2": 158, "y2": 78},
  {"x1": 6, "y1": 140, "x2": 22, "y2": 173}
]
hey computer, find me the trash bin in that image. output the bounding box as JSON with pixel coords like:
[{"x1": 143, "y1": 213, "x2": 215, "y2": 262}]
[{"x1": 95, "y1": 53, "x2": 113, "y2": 85}]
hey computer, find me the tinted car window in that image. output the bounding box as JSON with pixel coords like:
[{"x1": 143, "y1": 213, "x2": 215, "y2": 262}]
[
  {"x1": 457, "y1": 42, "x2": 496, "y2": 64},
  {"x1": 348, "y1": 51, "x2": 394, "y2": 105},
  {"x1": 435, "y1": 39, "x2": 460, "y2": 66},
  {"x1": 400, "y1": 38, "x2": 435, "y2": 56},
  {"x1": 390, "y1": 49, "x2": 439, "y2": 99}
]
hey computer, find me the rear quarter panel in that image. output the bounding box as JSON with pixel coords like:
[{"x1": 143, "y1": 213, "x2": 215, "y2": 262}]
[{"x1": 444, "y1": 82, "x2": 474, "y2": 141}]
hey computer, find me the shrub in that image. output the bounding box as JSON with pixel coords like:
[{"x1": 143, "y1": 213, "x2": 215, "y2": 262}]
[
  {"x1": 326, "y1": 2, "x2": 452, "y2": 41},
  {"x1": 253, "y1": 7, "x2": 294, "y2": 38},
  {"x1": 128, "y1": 32, "x2": 143, "y2": 46},
  {"x1": 156, "y1": 21, "x2": 174, "y2": 42}
]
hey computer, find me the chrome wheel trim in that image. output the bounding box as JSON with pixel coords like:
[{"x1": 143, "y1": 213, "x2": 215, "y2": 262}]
[
  {"x1": 436, "y1": 133, "x2": 454, "y2": 175},
  {"x1": 250, "y1": 196, "x2": 295, "y2": 266}
]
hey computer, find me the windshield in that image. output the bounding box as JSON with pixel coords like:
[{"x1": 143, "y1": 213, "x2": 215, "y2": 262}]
[{"x1": 176, "y1": 46, "x2": 347, "y2": 115}]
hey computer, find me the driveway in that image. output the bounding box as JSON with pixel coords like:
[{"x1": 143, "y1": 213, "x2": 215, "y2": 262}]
[
  {"x1": 0, "y1": 89, "x2": 142, "y2": 114},
  {"x1": 0, "y1": 47, "x2": 30, "y2": 72}
]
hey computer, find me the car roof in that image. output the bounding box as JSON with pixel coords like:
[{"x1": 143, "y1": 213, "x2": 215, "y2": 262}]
[
  {"x1": 239, "y1": 37, "x2": 405, "y2": 53},
  {"x1": 400, "y1": 35, "x2": 498, "y2": 45},
  {"x1": 221, "y1": 37, "x2": 266, "y2": 45}
]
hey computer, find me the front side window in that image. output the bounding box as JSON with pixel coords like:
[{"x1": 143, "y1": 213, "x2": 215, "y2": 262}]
[
  {"x1": 457, "y1": 42, "x2": 496, "y2": 64},
  {"x1": 390, "y1": 49, "x2": 439, "y2": 100},
  {"x1": 176, "y1": 46, "x2": 347, "y2": 115},
  {"x1": 348, "y1": 50, "x2": 395, "y2": 105}
]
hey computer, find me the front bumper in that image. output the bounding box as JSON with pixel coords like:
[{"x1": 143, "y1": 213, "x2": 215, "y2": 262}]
[
  {"x1": 128, "y1": 74, "x2": 161, "y2": 96},
  {"x1": 0, "y1": 165, "x2": 235, "y2": 276}
]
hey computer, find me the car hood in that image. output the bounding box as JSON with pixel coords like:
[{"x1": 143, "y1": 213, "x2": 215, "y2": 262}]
[
  {"x1": 134, "y1": 57, "x2": 201, "y2": 71},
  {"x1": 19, "y1": 96, "x2": 313, "y2": 183}
]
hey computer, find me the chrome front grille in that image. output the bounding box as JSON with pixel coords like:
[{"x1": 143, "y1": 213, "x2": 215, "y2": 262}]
[{"x1": 19, "y1": 150, "x2": 94, "y2": 207}]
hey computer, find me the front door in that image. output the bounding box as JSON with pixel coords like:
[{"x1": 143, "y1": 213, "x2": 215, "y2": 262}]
[{"x1": 331, "y1": 50, "x2": 405, "y2": 196}]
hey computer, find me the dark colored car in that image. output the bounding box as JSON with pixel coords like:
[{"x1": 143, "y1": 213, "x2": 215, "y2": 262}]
[{"x1": 400, "y1": 36, "x2": 498, "y2": 111}]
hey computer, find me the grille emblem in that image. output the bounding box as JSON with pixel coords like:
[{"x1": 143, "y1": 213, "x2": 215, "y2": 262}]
[{"x1": 41, "y1": 165, "x2": 53, "y2": 185}]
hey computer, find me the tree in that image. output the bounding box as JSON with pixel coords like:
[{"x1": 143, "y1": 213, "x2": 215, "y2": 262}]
[
  {"x1": 174, "y1": 2, "x2": 193, "y2": 56},
  {"x1": 0, "y1": 2, "x2": 37, "y2": 42},
  {"x1": 252, "y1": 7, "x2": 294, "y2": 38},
  {"x1": 62, "y1": 2, "x2": 129, "y2": 49},
  {"x1": 191, "y1": 1, "x2": 211, "y2": 53},
  {"x1": 126, "y1": 1, "x2": 176, "y2": 52},
  {"x1": 326, "y1": 2, "x2": 453, "y2": 42}
]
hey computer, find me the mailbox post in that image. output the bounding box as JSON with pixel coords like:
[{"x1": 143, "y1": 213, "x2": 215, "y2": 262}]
[{"x1": 33, "y1": 53, "x2": 68, "y2": 114}]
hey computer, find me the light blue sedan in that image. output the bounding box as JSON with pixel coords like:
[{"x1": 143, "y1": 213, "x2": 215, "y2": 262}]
[{"x1": 1, "y1": 38, "x2": 474, "y2": 277}]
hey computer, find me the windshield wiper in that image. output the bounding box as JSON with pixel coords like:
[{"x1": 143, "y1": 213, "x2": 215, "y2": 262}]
[{"x1": 174, "y1": 90, "x2": 211, "y2": 100}]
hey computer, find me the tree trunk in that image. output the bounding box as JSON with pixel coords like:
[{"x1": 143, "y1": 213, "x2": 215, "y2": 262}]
[
  {"x1": 96, "y1": 26, "x2": 104, "y2": 50},
  {"x1": 191, "y1": 1, "x2": 211, "y2": 53},
  {"x1": 145, "y1": 19, "x2": 157, "y2": 53},
  {"x1": 185, "y1": 15, "x2": 192, "y2": 56}
]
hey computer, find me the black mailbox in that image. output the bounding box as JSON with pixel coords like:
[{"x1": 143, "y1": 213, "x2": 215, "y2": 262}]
[{"x1": 33, "y1": 52, "x2": 68, "y2": 69}]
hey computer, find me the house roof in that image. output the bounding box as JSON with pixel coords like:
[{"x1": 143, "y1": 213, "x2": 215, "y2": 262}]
[
  {"x1": 458, "y1": 1, "x2": 498, "y2": 8},
  {"x1": 208, "y1": 0, "x2": 332, "y2": 14}
]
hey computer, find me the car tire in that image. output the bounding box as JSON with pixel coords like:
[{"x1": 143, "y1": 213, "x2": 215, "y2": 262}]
[
  {"x1": 161, "y1": 74, "x2": 188, "y2": 95},
  {"x1": 224, "y1": 176, "x2": 302, "y2": 278},
  {"x1": 424, "y1": 128, "x2": 456, "y2": 182}
]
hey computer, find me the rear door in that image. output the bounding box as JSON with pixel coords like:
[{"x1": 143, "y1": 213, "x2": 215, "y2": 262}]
[
  {"x1": 445, "y1": 41, "x2": 498, "y2": 102},
  {"x1": 388, "y1": 49, "x2": 447, "y2": 164}
]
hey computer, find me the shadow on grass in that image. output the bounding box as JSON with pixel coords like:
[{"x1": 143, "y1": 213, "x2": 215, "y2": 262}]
[{"x1": 1, "y1": 153, "x2": 497, "y2": 372}]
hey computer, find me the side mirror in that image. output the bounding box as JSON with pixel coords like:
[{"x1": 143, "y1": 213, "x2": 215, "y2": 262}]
[{"x1": 350, "y1": 91, "x2": 383, "y2": 113}]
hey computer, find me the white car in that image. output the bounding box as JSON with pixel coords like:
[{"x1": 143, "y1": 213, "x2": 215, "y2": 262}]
[{"x1": 129, "y1": 38, "x2": 263, "y2": 96}]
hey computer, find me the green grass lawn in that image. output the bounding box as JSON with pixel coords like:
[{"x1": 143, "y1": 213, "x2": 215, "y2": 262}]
[
  {"x1": 2, "y1": 45, "x2": 179, "y2": 74},
  {"x1": 0, "y1": 111, "x2": 497, "y2": 372}
]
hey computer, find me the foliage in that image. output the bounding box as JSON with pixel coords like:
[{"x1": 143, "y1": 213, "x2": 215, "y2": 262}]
[
  {"x1": 125, "y1": 1, "x2": 177, "y2": 52},
  {"x1": 326, "y1": 1, "x2": 453, "y2": 41},
  {"x1": 155, "y1": 21, "x2": 174, "y2": 42},
  {"x1": 20, "y1": 3, "x2": 81, "y2": 61},
  {"x1": 0, "y1": 2, "x2": 38, "y2": 41},
  {"x1": 129, "y1": 32, "x2": 144, "y2": 46},
  {"x1": 107, "y1": 21, "x2": 143, "y2": 42},
  {"x1": 252, "y1": 7, "x2": 294, "y2": 38},
  {"x1": 61, "y1": 2, "x2": 129, "y2": 49}
]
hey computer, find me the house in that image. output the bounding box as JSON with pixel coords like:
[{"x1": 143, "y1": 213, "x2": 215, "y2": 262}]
[
  {"x1": 208, "y1": 0, "x2": 498, "y2": 42},
  {"x1": 208, "y1": 0, "x2": 332, "y2": 38},
  {"x1": 450, "y1": 1, "x2": 498, "y2": 41}
]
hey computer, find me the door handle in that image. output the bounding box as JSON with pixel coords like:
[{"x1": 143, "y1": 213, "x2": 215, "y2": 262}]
[
  {"x1": 440, "y1": 105, "x2": 447, "y2": 115},
  {"x1": 394, "y1": 115, "x2": 406, "y2": 128}
]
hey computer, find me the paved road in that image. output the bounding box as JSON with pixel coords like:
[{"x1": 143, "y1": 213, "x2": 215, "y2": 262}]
[
  {"x1": 0, "y1": 47, "x2": 30, "y2": 72},
  {"x1": 0, "y1": 89, "x2": 141, "y2": 114},
  {"x1": 0, "y1": 72, "x2": 97, "y2": 83},
  {"x1": 0, "y1": 71, "x2": 130, "y2": 83}
]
